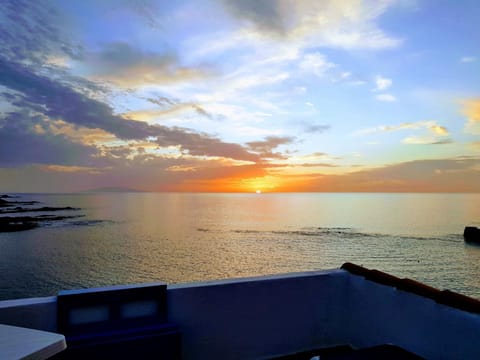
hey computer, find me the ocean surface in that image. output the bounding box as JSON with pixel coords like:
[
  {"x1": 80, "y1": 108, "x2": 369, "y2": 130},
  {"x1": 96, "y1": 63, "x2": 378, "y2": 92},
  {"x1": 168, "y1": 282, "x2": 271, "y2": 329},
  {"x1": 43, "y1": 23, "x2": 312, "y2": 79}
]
[{"x1": 1, "y1": 192, "x2": 480, "y2": 300}]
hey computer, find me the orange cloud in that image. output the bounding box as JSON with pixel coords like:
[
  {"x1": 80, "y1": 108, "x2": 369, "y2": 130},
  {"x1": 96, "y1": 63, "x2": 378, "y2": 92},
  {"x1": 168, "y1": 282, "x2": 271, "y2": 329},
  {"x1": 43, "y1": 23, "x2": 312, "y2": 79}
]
[
  {"x1": 4, "y1": 154, "x2": 479, "y2": 193},
  {"x1": 43, "y1": 119, "x2": 116, "y2": 145},
  {"x1": 356, "y1": 120, "x2": 449, "y2": 136},
  {"x1": 463, "y1": 98, "x2": 480, "y2": 134},
  {"x1": 40, "y1": 165, "x2": 103, "y2": 174},
  {"x1": 430, "y1": 125, "x2": 448, "y2": 136},
  {"x1": 355, "y1": 120, "x2": 451, "y2": 145},
  {"x1": 274, "y1": 157, "x2": 480, "y2": 193},
  {"x1": 464, "y1": 99, "x2": 480, "y2": 122}
]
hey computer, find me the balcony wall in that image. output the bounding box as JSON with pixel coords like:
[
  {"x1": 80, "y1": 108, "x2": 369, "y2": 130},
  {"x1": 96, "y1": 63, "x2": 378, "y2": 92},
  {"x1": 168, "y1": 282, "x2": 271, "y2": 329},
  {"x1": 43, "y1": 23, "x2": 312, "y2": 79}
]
[{"x1": 1, "y1": 268, "x2": 480, "y2": 359}]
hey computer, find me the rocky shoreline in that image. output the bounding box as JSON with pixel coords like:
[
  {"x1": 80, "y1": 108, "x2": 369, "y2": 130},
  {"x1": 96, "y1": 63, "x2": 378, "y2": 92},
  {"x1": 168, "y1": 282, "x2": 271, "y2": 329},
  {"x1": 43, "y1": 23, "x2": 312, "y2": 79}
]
[{"x1": 0, "y1": 195, "x2": 81, "y2": 232}]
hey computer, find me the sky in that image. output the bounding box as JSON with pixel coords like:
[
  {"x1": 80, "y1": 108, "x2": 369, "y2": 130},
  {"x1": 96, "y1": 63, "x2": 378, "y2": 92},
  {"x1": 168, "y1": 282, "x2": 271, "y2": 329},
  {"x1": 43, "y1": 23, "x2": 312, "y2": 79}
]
[{"x1": 0, "y1": 0, "x2": 479, "y2": 193}]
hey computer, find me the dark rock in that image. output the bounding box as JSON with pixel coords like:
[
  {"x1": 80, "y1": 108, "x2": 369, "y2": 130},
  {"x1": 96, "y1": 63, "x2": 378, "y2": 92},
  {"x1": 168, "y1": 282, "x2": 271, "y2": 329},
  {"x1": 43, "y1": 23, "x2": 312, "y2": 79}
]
[
  {"x1": 0, "y1": 198, "x2": 40, "y2": 208},
  {"x1": 464, "y1": 226, "x2": 480, "y2": 243},
  {"x1": 0, "y1": 217, "x2": 39, "y2": 232},
  {"x1": 0, "y1": 206, "x2": 79, "y2": 214},
  {"x1": 32, "y1": 206, "x2": 78, "y2": 212},
  {"x1": 0, "y1": 194, "x2": 18, "y2": 199},
  {"x1": 0, "y1": 195, "x2": 83, "y2": 232},
  {"x1": 0, "y1": 215, "x2": 82, "y2": 232}
]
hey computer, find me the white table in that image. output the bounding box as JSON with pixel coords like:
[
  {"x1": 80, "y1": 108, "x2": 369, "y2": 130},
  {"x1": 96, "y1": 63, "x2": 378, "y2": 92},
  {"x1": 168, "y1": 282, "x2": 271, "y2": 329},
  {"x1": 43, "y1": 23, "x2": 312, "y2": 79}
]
[{"x1": 0, "y1": 324, "x2": 66, "y2": 360}]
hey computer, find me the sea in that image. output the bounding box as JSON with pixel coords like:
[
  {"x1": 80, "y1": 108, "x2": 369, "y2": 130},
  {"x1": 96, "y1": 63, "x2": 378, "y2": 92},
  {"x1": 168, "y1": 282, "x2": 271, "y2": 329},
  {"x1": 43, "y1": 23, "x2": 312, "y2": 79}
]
[{"x1": 1, "y1": 192, "x2": 480, "y2": 300}]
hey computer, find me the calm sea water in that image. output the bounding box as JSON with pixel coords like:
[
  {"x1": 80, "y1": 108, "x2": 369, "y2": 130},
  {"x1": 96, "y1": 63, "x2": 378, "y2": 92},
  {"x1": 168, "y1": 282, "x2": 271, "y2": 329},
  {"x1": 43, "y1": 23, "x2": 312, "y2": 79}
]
[{"x1": 1, "y1": 192, "x2": 480, "y2": 300}]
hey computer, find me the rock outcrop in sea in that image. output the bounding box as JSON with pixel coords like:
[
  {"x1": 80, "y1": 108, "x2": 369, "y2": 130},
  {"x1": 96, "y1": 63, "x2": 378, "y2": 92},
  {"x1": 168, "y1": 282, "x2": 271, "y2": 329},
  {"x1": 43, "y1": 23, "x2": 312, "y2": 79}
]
[
  {"x1": 464, "y1": 226, "x2": 480, "y2": 243},
  {"x1": 0, "y1": 195, "x2": 81, "y2": 232}
]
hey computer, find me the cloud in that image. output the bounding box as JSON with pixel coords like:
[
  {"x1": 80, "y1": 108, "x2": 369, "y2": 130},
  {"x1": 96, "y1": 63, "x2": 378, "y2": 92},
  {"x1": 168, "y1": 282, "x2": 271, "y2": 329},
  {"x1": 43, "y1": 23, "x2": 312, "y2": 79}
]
[
  {"x1": 122, "y1": 0, "x2": 161, "y2": 28},
  {"x1": 299, "y1": 53, "x2": 335, "y2": 77},
  {"x1": 402, "y1": 137, "x2": 452, "y2": 145},
  {"x1": 246, "y1": 136, "x2": 295, "y2": 159},
  {"x1": 0, "y1": 57, "x2": 152, "y2": 139},
  {"x1": 42, "y1": 119, "x2": 116, "y2": 145},
  {"x1": 375, "y1": 93, "x2": 397, "y2": 102},
  {"x1": 460, "y1": 56, "x2": 477, "y2": 63},
  {"x1": 295, "y1": 163, "x2": 338, "y2": 168},
  {"x1": 83, "y1": 42, "x2": 211, "y2": 87},
  {"x1": 0, "y1": 56, "x2": 264, "y2": 165},
  {"x1": 356, "y1": 121, "x2": 448, "y2": 136},
  {"x1": 247, "y1": 135, "x2": 294, "y2": 150},
  {"x1": 92, "y1": 156, "x2": 270, "y2": 193},
  {"x1": 276, "y1": 157, "x2": 480, "y2": 192},
  {"x1": 227, "y1": 71, "x2": 290, "y2": 91},
  {"x1": 0, "y1": 0, "x2": 81, "y2": 64},
  {"x1": 430, "y1": 124, "x2": 449, "y2": 136},
  {"x1": 39, "y1": 165, "x2": 103, "y2": 174},
  {"x1": 0, "y1": 111, "x2": 98, "y2": 167},
  {"x1": 0, "y1": 152, "x2": 269, "y2": 192},
  {"x1": 220, "y1": 0, "x2": 286, "y2": 36},
  {"x1": 322, "y1": 28, "x2": 401, "y2": 49},
  {"x1": 463, "y1": 99, "x2": 480, "y2": 122},
  {"x1": 4, "y1": 153, "x2": 479, "y2": 193},
  {"x1": 219, "y1": 0, "x2": 402, "y2": 49},
  {"x1": 301, "y1": 152, "x2": 336, "y2": 159},
  {"x1": 146, "y1": 96, "x2": 178, "y2": 107},
  {"x1": 374, "y1": 75, "x2": 392, "y2": 91},
  {"x1": 125, "y1": 96, "x2": 214, "y2": 123},
  {"x1": 355, "y1": 120, "x2": 452, "y2": 145},
  {"x1": 294, "y1": 86, "x2": 307, "y2": 95},
  {"x1": 303, "y1": 123, "x2": 331, "y2": 134},
  {"x1": 463, "y1": 98, "x2": 480, "y2": 134},
  {"x1": 278, "y1": 151, "x2": 340, "y2": 168},
  {"x1": 191, "y1": 104, "x2": 214, "y2": 119},
  {"x1": 371, "y1": 76, "x2": 394, "y2": 102}
]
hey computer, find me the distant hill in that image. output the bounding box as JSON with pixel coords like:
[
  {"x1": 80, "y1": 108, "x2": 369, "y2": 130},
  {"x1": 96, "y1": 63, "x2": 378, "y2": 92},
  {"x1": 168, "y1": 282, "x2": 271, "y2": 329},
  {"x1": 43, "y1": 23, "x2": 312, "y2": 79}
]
[{"x1": 82, "y1": 187, "x2": 144, "y2": 193}]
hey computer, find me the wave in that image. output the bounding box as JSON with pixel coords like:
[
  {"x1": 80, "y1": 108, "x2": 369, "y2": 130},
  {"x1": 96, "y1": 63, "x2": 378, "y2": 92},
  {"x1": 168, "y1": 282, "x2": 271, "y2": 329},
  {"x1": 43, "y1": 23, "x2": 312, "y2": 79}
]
[
  {"x1": 69, "y1": 219, "x2": 111, "y2": 227},
  {"x1": 38, "y1": 218, "x2": 112, "y2": 229},
  {"x1": 231, "y1": 227, "x2": 372, "y2": 238},
  {"x1": 225, "y1": 227, "x2": 464, "y2": 243}
]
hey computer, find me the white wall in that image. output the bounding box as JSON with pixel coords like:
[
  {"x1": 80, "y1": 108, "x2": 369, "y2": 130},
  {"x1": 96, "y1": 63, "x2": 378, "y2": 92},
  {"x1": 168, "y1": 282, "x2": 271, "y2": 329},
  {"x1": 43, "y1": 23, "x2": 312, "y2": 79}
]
[
  {"x1": 0, "y1": 296, "x2": 57, "y2": 331},
  {"x1": 344, "y1": 276, "x2": 480, "y2": 360},
  {"x1": 1, "y1": 269, "x2": 480, "y2": 359},
  {"x1": 167, "y1": 270, "x2": 350, "y2": 359}
]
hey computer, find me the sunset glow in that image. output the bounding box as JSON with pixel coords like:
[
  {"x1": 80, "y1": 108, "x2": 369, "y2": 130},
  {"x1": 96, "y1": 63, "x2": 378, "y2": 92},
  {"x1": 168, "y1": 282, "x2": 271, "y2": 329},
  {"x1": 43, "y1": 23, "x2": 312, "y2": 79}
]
[{"x1": 0, "y1": 1, "x2": 479, "y2": 193}]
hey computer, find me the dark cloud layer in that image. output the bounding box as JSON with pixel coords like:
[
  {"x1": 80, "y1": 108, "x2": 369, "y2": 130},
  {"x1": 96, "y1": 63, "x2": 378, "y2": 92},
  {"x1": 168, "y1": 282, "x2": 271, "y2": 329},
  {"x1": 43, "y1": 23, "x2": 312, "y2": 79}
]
[
  {"x1": 0, "y1": 1, "x2": 259, "y2": 171},
  {"x1": 0, "y1": 111, "x2": 97, "y2": 167},
  {"x1": 0, "y1": 0, "x2": 81, "y2": 64},
  {"x1": 0, "y1": 0, "x2": 341, "y2": 192},
  {"x1": 246, "y1": 136, "x2": 294, "y2": 159},
  {"x1": 87, "y1": 42, "x2": 174, "y2": 75},
  {"x1": 84, "y1": 42, "x2": 211, "y2": 86},
  {"x1": 221, "y1": 0, "x2": 287, "y2": 36},
  {"x1": 0, "y1": 57, "x2": 153, "y2": 139},
  {"x1": 0, "y1": 56, "x2": 261, "y2": 165}
]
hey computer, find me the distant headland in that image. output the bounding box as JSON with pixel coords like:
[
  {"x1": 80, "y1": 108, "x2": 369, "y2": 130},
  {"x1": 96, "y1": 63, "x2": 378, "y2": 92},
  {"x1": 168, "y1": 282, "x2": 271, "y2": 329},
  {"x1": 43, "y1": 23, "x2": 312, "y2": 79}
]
[{"x1": 81, "y1": 187, "x2": 144, "y2": 193}]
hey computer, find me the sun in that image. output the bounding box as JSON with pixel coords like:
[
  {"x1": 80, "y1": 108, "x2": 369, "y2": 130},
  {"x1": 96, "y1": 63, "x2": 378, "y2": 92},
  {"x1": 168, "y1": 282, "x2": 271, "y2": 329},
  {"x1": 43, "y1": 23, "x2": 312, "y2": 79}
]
[{"x1": 239, "y1": 176, "x2": 279, "y2": 193}]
